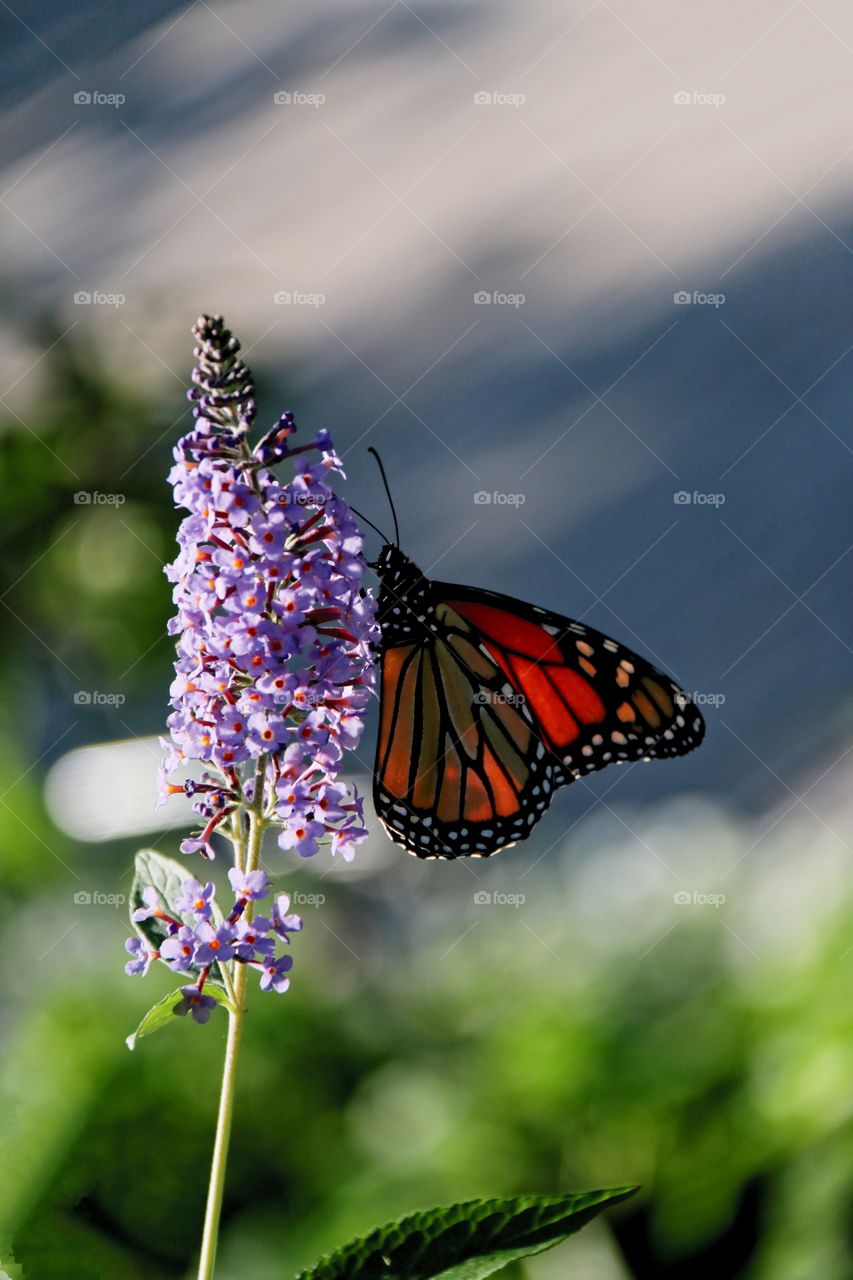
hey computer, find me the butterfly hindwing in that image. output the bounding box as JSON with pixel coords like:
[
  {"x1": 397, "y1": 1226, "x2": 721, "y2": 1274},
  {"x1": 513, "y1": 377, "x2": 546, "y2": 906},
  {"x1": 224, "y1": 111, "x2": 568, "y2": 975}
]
[{"x1": 373, "y1": 612, "x2": 559, "y2": 858}]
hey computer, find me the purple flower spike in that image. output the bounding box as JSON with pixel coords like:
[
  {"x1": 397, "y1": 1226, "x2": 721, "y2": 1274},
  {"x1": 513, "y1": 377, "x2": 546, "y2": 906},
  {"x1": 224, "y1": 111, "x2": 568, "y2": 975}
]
[
  {"x1": 174, "y1": 986, "x2": 218, "y2": 1024},
  {"x1": 125, "y1": 315, "x2": 377, "y2": 1002},
  {"x1": 159, "y1": 314, "x2": 379, "y2": 869}
]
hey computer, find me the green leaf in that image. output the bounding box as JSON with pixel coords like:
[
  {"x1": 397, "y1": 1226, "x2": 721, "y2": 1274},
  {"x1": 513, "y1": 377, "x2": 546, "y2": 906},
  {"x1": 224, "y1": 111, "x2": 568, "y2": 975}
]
[
  {"x1": 295, "y1": 1188, "x2": 640, "y2": 1280},
  {"x1": 125, "y1": 983, "x2": 228, "y2": 1050},
  {"x1": 130, "y1": 848, "x2": 191, "y2": 949},
  {"x1": 130, "y1": 847, "x2": 225, "y2": 982}
]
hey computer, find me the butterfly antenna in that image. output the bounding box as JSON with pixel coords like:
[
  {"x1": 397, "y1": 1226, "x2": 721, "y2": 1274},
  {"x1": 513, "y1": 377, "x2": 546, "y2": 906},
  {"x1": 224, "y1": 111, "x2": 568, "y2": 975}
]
[
  {"x1": 368, "y1": 447, "x2": 400, "y2": 548},
  {"x1": 351, "y1": 505, "x2": 390, "y2": 544}
]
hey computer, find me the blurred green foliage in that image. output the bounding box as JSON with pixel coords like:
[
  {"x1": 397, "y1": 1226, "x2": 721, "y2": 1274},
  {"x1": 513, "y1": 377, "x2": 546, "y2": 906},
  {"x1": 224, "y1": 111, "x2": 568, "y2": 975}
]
[
  {"x1": 0, "y1": 334, "x2": 851, "y2": 1280},
  {"x1": 0, "y1": 323, "x2": 173, "y2": 697},
  {"x1": 2, "y1": 854, "x2": 852, "y2": 1280}
]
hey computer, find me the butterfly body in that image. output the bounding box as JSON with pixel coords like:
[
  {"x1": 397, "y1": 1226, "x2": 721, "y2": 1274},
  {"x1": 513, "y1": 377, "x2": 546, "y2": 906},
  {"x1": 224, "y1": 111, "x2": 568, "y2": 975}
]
[{"x1": 372, "y1": 543, "x2": 705, "y2": 860}]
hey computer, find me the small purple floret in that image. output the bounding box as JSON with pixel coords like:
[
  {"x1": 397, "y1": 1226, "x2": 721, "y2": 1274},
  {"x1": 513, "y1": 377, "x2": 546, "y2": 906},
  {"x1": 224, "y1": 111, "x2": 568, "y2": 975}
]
[
  {"x1": 125, "y1": 936, "x2": 153, "y2": 976},
  {"x1": 131, "y1": 886, "x2": 161, "y2": 924},
  {"x1": 227, "y1": 867, "x2": 269, "y2": 900},
  {"x1": 174, "y1": 987, "x2": 218, "y2": 1024},
  {"x1": 159, "y1": 926, "x2": 198, "y2": 973},
  {"x1": 258, "y1": 953, "x2": 294, "y2": 994}
]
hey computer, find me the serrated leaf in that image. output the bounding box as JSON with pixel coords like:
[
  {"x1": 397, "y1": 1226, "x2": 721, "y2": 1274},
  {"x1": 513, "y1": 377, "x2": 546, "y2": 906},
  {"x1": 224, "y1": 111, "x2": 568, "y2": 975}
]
[
  {"x1": 125, "y1": 983, "x2": 228, "y2": 1050},
  {"x1": 295, "y1": 1188, "x2": 639, "y2": 1280},
  {"x1": 130, "y1": 847, "x2": 225, "y2": 982}
]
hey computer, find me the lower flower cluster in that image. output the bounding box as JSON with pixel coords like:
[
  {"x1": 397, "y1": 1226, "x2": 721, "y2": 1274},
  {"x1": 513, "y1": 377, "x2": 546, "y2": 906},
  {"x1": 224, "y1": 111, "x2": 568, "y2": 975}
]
[{"x1": 125, "y1": 869, "x2": 302, "y2": 1020}]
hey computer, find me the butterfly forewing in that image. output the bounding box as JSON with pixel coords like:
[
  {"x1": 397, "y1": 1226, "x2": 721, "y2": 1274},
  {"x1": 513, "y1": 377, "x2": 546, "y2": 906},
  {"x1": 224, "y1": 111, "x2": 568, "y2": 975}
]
[{"x1": 443, "y1": 584, "x2": 705, "y2": 779}]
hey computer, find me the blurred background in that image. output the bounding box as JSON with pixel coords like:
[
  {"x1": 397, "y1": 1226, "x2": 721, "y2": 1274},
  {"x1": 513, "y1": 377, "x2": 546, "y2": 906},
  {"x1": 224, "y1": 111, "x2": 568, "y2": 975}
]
[{"x1": 0, "y1": 1, "x2": 851, "y2": 1277}]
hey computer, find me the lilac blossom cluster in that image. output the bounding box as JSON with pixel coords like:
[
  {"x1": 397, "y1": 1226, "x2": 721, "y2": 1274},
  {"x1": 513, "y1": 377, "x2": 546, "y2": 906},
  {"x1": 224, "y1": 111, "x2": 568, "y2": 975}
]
[
  {"x1": 125, "y1": 315, "x2": 378, "y2": 1012},
  {"x1": 159, "y1": 314, "x2": 378, "y2": 861},
  {"x1": 126, "y1": 872, "x2": 302, "y2": 1018}
]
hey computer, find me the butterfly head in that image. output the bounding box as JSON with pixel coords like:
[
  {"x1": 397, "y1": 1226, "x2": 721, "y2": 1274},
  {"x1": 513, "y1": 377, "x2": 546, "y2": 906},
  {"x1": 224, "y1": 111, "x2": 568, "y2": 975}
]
[
  {"x1": 371, "y1": 542, "x2": 410, "y2": 577},
  {"x1": 371, "y1": 544, "x2": 431, "y2": 641},
  {"x1": 372, "y1": 543, "x2": 424, "y2": 596}
]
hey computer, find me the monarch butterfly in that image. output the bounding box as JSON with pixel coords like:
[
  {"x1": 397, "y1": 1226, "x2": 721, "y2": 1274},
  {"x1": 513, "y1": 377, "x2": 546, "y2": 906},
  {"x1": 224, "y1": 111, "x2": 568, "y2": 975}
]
[{"x1": 359, "y1": 452, "x2": 705, "y2": 860}]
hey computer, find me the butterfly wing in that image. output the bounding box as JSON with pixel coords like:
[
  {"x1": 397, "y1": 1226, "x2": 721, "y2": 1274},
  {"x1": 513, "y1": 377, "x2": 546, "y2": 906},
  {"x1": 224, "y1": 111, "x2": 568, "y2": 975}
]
[
  {"x1": 373, "y1": 606, "x2": 561, "y2": 859},
  {"x1": 440, "y1": 582, "x2": 705, "y2": 780}
]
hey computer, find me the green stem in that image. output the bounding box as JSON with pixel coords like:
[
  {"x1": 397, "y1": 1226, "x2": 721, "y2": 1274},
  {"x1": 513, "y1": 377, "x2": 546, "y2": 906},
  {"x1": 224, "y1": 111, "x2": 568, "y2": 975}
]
[{"x1": 196, "y1": 788, "x2": 266, "y2": 1280}]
